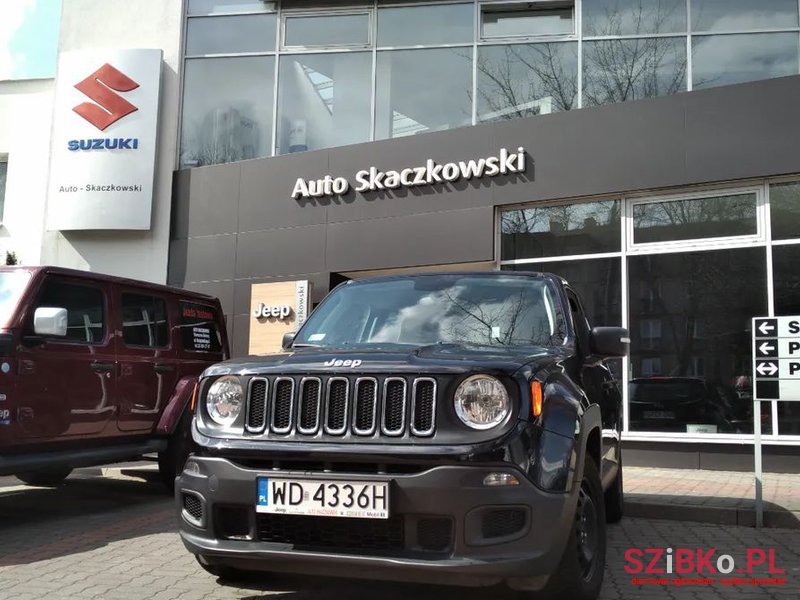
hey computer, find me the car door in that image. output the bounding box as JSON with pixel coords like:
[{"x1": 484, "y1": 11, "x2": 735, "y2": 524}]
[
  {"x1": 15, "y1": 277, "x2": 116, "y2": 440},
  {"x1": 115, "y1": 289, "x2": 178, "y2": 433}
]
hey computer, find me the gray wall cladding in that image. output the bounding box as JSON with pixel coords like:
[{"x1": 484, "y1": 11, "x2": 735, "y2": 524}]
[{"x1": 170, "y1": 75, "x2": 800, "y2": 355}]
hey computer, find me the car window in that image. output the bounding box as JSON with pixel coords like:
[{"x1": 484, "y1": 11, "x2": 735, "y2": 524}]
[
  {"x1": 179, "y1": 301, "x2": 222, "y2": 353},
  {"x1": 36, "y1": 280, "x2": 106, "y2": 344},
  {"x1": 566, "y1": 287, "x2": 591, "y2": 355},
  {"x1": 121, "y1": 293, "x2": 169, "y2": 348}
]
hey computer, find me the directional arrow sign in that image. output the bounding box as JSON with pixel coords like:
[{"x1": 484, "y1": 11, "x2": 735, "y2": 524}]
[
  {"x1": 755, "y1": 318, "x2": 777, "y2": 337},
  {"x1": 756, "y1": 341, "x2": 777, "y2": 357},
  {"x1": 755, "y1": 361, "x2": 779, "y2": 377}
]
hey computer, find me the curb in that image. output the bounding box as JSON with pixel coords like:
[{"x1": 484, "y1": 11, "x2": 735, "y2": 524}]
[{"x1": 625, "y1": 499, "x2": 800, "y2": 529}]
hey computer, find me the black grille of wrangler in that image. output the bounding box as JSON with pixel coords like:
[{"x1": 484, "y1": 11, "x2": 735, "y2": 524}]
[{"x1": 245, "y1": 375, "x2": 437, "y2": 438}]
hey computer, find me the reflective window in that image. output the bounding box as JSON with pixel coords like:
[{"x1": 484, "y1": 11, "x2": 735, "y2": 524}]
[
  {"x1": 583, "y1": 0, "x2": 686, "y2": 36},
  {"x1": 632, "y1": 193, "x2": 757, "y2": 244},
  {"x1": 277, "y1": 52, "x2": 371, "y2": 153},
  {"x1": 0, "y1": 160, "x2": 6, "y2": 222},
  {"x1": 692, "y1": 33, "x2": 799, "y2": 90},
  {"x1": 583, "y1": 37, "x2": 686, "y2": 106},
  {"x1": 482, "y1": 1, "x2": 575, "y2": 38},
  {"x1": 501, "y1": 200, "x2": 621, "y2": 260},
  {"x1": 773, "y1": 244, "x2": 800, "y2": 435},
  {"x1": 121, "y1": 294, "x2": 169, "y2": 348},
  {"x1": 378, "y1": 4, "x2": 473, "y2": 46},
  {"x1": 294, "y1": 274, "x2": 565, "y2": 348},
  {"x1": 477, "y1": 43, "x2": 578, "y2": 122},
  {"x1": 186, "y1": 14, "x2": 277, "y2": 54},
  {"x1": 180, "y1": 57, "x2": 275, "y2": 168},
  {"x1": 188, "y1": 0, "x2": 275, "y2": 15},
  {"x1": 628, "y1": 248, "x2": 768, "y2": 434},
  {"x1": 505, "y1": 257, "x2": 622, "y2": 327},
  {"x1": 37, "y1": 281, "x2": 106, "y2": 344},
  {"x1": 375, "y1": 49, "x2": 472, "y2": 140},
  {"x1": 284, "y1": 13, "x2": 370, "y2": 47},
  {"x1": 691, "y1": 0, "x2": 798, "y2": 32},
  {"x1": 770, "y1": 182, "x2": 800, "y2": 240},
  {"x1": 0, "y1": 271, "x2": 31, "y2": 327},
  {"x1": 773, "y1": 245, "x2": 800, "y2": 318}
]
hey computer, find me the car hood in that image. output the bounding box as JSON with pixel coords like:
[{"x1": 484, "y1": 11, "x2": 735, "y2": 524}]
[{"x1": 203, "y1": 343, "x2": 571, "y2": 378}]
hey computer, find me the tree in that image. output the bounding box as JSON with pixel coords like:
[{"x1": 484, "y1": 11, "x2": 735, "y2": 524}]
[{"x1": 474, "y1": 0, "x2": 691, "y2": 120}]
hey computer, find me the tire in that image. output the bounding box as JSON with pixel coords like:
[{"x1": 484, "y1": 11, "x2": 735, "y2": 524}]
[
  {"x1": 604, "y1": 458, "x2": 624, "y2": 524},
  {"x1": 15, "y1": 466, "x2": 73, "y2": 487},
  {"x1": 158, "y1": 410, "x2": 195, "y2": 491},
  {"x1": 539, "y1": 456, "x2": 606, "y2": 600}
]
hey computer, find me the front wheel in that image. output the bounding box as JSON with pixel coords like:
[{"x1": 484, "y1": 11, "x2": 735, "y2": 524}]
[
  {"x1": 539, "y1": 456, "x2": 606, "y2": 600},
  {"x1": 15, "y1": 466, "x2": 73, "y2": 487}
]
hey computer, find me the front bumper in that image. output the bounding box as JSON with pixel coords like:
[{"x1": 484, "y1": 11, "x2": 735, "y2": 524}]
[{"x1": 176, "y1": 456, "x2": 576, "y2": 589}]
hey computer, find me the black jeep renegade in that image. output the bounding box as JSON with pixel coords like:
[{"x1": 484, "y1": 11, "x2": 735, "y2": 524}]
[{"x1": 176, "y1": 272, "x2": 628, "y2": 600}]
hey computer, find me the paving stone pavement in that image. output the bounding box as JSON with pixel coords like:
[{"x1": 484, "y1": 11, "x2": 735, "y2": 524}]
[
  {"x1": 624, "y1": 467, "x2": 800, "y2": 528},
  {"x1": 0, "y1": 470, "x2": 798, "y2": 599}
]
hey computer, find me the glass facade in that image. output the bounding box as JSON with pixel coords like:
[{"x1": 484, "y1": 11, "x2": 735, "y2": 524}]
[
  {"x1": 501, "y1": 179, "x2": 800, "y2": 440},
  {"x1": 180, "y1": 0, "x2": 800, "y2": 167}
]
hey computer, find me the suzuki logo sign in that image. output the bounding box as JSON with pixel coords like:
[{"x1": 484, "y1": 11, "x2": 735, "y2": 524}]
[
  {"x1": 48, "y1": 49, "x2": 162, "y2": 231},
  {"x1": 72, "y1": 63, "x2": 139, "y2": 131}
]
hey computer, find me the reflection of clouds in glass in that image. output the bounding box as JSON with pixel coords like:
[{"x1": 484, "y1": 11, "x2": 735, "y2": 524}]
[
  {"x1": 698, "y1": 11, "x2": 797, "y2": 32},
  {"x1": 0, "y1": 0, "x2": 36, "y2": 80},
  {"x1": 372, "y1": 292, "x2": 444, "y2": 343},
  {"x1": 692, "y1": 0, "x2": 798, "y2": 32},
  {"x1": 583, "y1": 0, "x2": 686, "y2": 36},
  {"x1": 371, "y1": 286, "x2": 552, "y2": 345},
  {"x1": 693, "y1": 33, "x2": 799, "y2": 90}
]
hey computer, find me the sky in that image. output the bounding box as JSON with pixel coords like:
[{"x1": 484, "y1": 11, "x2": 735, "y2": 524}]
[{"x1": 0, "y1": 0, "x2": 61, "y2": 81}]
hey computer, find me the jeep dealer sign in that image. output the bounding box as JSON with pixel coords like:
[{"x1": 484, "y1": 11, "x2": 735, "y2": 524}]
[{"x1": 47, "y1": 49, "x2": 162, "y2": 230}]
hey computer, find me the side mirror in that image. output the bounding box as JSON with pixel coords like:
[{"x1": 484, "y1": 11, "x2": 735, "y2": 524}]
[
  {"x1": 590, "y1": 326, "x2": 629, "y2": 358},
  {"x1": 34, "y1": 307, "x2": 68, "y2": 337},
  {"x1": 281, "y1": 331, "x2": 296, "y2": 351}
]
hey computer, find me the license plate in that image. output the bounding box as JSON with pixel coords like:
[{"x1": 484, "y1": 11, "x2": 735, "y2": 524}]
[
  {"x1": 256, "y1": 478, "x2": 389, "y2": 519},
  {"x1": 643, "y1": 410, "x2": 675, "y2": 420}
]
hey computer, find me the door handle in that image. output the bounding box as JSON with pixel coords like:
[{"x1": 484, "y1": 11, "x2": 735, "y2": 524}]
[
  {"x1": 90, "y1": 361, "x2": 115, "y2": 373},
  {"x1": 154, "y1": 364, "x2": 175, "y2": 373}
]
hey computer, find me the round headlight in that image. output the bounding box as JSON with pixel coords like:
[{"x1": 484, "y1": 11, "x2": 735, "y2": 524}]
[
  {"x1": 206, "y1": 375, "x2": 243, "y2": 426},
  {"x1": 454, "y1": 375, "x2": 510, "y2": 430}
]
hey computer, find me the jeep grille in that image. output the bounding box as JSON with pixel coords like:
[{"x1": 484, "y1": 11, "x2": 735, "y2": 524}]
[{"x1": 245, "y1": 375, "x2": 437, "y2": 439}]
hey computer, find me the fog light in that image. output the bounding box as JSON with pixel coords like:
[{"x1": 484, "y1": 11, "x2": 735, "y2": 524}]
[
  {"x1": 184, "y1": 460, "x2": 200, "y2": 475},
  {"x1": 483, "y1": 473, "x2": 520, "y2": 486}
]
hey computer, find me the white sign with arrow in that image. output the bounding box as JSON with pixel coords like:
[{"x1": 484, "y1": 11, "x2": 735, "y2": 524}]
[{"x1": 751, "y1": 315, "x2": 800, "y2": 528}]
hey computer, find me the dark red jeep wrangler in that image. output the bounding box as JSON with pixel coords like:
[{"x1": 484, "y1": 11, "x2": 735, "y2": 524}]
[{"x1": 0, "y1": 266, "x2": 229, "y2": 487}]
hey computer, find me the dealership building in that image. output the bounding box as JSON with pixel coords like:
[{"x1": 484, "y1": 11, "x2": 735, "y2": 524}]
[{"x1": 2, "y1": 0, "x2": 800, "y2": 469}]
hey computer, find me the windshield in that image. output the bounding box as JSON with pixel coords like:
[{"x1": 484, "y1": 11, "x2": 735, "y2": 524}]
[
  {"x1": 0, "y1": 271, "x2": 31, "y2": 327},
  {"x1": 294, "y1": 274, "x2": 565, "y2": 348}
]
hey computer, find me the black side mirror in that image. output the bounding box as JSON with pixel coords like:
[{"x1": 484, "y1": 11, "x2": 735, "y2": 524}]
[
  {"x1": 281, "y1": 331, "x2": 296, "y2": 351},
  {"x1": 590, "y1": 327, "x2": 629, "y2": 358}
]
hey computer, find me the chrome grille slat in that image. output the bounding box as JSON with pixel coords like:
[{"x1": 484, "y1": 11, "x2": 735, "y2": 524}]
[
  {"x1": 411, "y1": 378, "x2": 436, "y2": 436},
  {"x1": 245, "y1": 378, "x2": 268, "y2": 433},
  {"x1": 325, "y1": 377, "x2": 349, "y2": 435},
  {"x1": 250, "y1": 375, "x2": 437, "y2": 438},
  {"x1": 352, "y1": 377, "x2": 378, "y2": 436},
  {"x1": 271, "y1": 377, "x2": 295, "y2": 434},
  {"x1": 297, "y1": 377, "x2": 322, "y2": 434},
  {"x1": 381, "y1": 377, "x2": 407, "y2": 436}
]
